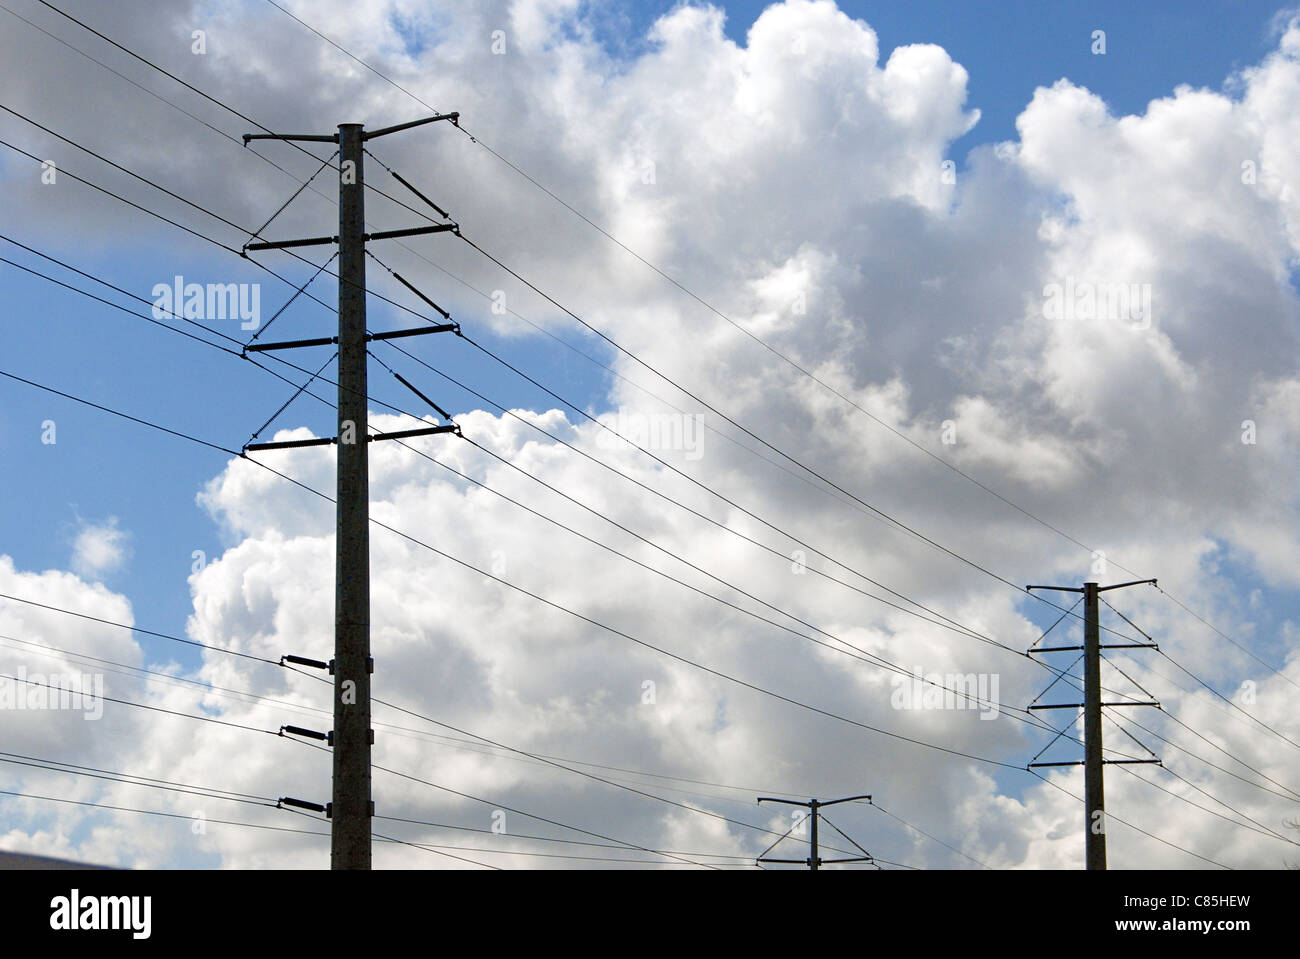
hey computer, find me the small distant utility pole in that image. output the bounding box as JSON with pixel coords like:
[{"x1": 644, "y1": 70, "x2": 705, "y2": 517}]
[
  {"x1": 242, "y1": 112, "x2": 461, "y2": 869},
  {"x1": 756, "y1": 794, "x2": 874, "y2": 870},
  {"x1": 1026, "y1": 579, "x2": 1161, "y2": 870}
]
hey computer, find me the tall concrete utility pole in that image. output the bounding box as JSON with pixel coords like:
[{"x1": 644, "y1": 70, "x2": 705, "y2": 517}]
[
  {"x1": 756, "y1": 794, "x2": 875, "y2": 869},
  {"x1": 242, "y1": 112, "x2": 462, "y2": 869},
  {"x1": 333, "y1": 122, "x2": 371, "y2": 870},
  {"x1": 1026, "y1": 578, "x2": 1161, "y2": 870},
  {"x1": 1081, "y1": 582, "x2": 1104, "y2": 870}
]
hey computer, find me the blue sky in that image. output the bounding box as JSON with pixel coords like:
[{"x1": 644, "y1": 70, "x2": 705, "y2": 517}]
[{"x1": 616, "y1": 0, "x2": 1294, "y2": 152}]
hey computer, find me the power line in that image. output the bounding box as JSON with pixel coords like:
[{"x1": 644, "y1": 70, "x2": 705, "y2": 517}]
[
  {"x1": 366, "y1": 149, "x2": 1158, "y2": 657},
  {"x1": 5, "y1": 13, "x2": 1274, "y2": 868},
  {"x1": 370, "y1": 837, "x2": 753, "y2": 866},
  {"x1": 0, "y1": 618, "x2": 821, "y2": 807},
  {"x1": 357, "y1": 406, "x2": 1062, "y2": 736},
  {"x1": 387, "y1": 321, "x2": 1150, "y2": 655},
  {"x1": 389, "y1": 338, "x2": 1035, "y2": 654},
  {"x1": 0, "y1": 294, "x2": 1138, "y2": 857},
  {"x1": 0, "y1": 589, "x2": 280, "y2": 667},
  {"x1": 0, "y1": 365, "x2": 1035, "y2": 779},
  {"x1": 869, "y1": 800, "x2": 993, "y2": 869},
  {"x1": 358, "y1": 140, "x2": 1137, "y2": 651},
  {"x1": 279, "y1": 0, "x2": 1175, "y2": 610},
  {"x1": 7, "y1": 210, "x2": 1258, "y2": 873},
  {"x1": 1102, "y1": 708, "x2": 1300, "y2": 805},
  {"x1": 0, "y1": 0, "x2": 477, "y2": 347},
  {"x1": 382, "y1": 334, "x2": 1152, "y2": 722},
  {"x1": 0, "y1": 772, "x2": 495, "y2": 869},
  {"x1": 1113, "y1": 762, "x2": 1300, "y2": 849},
  {"x1": 1152, "y1": 584, "x2": 1299, "y2": 691},
  {"x1": 1028, "y1": 768, "x2": 1232, "y2": 869},
  {"x1": 364, "y1": 243, "x2": 871, "y2": 524},
  {"x1": 1091, "y1": 634, "x2": 1300, "y2": 801},
  {"x1": 29, "y1": 1, "x2": 448, "y2": 228},
  {"x1": 0, "y1": 788, "x2": 329, "y2": 840},
  {"x1": 0, "y1": 635, "x2": 502, "y2": 770},
  {"x1": 275, "y1": 804, "x2": 501, "y2": 869},
  {"x1": 0, "y1": 108, "x2": 449, "y2": 331},
  {"x1": 377, "y1": 806, "x2": 938, "y2": 868},
  {"x1": 7, "y1": 33, "x2": 1147, "y2": 676},
  {"x1": 447, "y1": 332, "x2": 1031, "y2": 647},
  {"x1": 0, "y1": 367, "x2": 920, "y2": 862},
  {"x1": 4, "y1": 626, "x2": 739, "y2": 809},
  {"x1": 0, "y1": 367, "x2": 240, "y2": 455},
  {"x1": 1158, "y1": 648, "x2": 1300, "y2": 753},
  {"x1": 7, "y1": 618, "x2": 876, "y2": 821},
  {"x1": 6, "y1": 224, "x2": 1113, "y2": 757},
  {"x1": 1078, "y1": 606, "x2": 1300, "y2": 801},
  {"x1": 1120, "y1": 648, "x2": 1297, "y2": 753},
  {"x1": 0, "y1": 233, "x2": 432, "y2": 425},
  {"x1": 1098, "y1": 596, "x2": 1300, "y2": 752},
  {"x1": 457, "y1": 233, "x2": 1026, "y2": 592},
  {"x1": 0, "y1": 661, "x2": 700, "y2": 867},
  {"x1": 286, "y1": 666, "x2": 887, "y2": 862},
  {"x1": 253, "y1": 0, "x2": 1292, "y2": 749},
  {"x1": 2, "y1": 231, "x2": 1076, "y2": 779},
  {"x1": 0, "y1": 631, "x2": 312, "y2": 716},
  {"x1": 0, "y1": 670, "x2": 283, "y2": 738},
  {"x1": 351, "y1": 753, "x2": 718, "y2": 870},
  {"x1": 0, "y1": 749, "x2": 277, "y2": 808}
]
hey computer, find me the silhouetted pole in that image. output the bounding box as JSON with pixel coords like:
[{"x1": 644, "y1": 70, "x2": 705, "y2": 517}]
[
  {"x1": 809, "y1": 799, "x2": 820, "y2": 871},
  {"x1": 1082, "y1": 581, "x2": 1104, "y2": 870},
  {"x1": 1027, "y1": 578, "x2": 1159, "y2": 870},
  {"x1": 243, "y1": 110, "x2": 462, "y2": 870},
  {"x1": 332, "y1": 122, "x2": 372, "y2": 870},
  {"x1": 757, "y1": 794, "x2": 873, "y2": 869}
]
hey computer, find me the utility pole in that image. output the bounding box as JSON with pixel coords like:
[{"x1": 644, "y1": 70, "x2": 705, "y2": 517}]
[
  {"x1": 242, "y1": 113, "x2": 461, "y2": 869},
  {"x1": 333, "y1": 122, "x2": 370, "y2": 871},
  {"x1": 1026, "y1": 578, "x2": 1161, "y2": 870},
  {"x1": 756, "y1": 794, "x2": 874, "y2": 869}
]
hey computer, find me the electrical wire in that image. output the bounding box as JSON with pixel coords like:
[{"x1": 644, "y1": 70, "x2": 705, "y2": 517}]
[
  {"x1": 1028, "y1": 768, "x2": 1233, "y2": 869},
  {"x1": 220, "y1": 0, "x2": 1295, "y2": 736},
  {"x1": 0, "y1": 366, "x2": 1036, "y2": 780}
]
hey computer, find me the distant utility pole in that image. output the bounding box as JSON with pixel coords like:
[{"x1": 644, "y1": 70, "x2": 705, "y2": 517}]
[
  {"x1": 242, "y1": 113, "x2": 461, "y2": 869},
  {"x1": 1026, "y1": 579, "x2": 1161, "y2": 870},
  {"x1": 756, "y1": 794, "x2": 874, "y2": 870}
]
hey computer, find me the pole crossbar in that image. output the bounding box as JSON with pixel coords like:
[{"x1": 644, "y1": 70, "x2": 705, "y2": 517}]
[
  {"x1": 366, "y1": 224, "x2": 457, "y2": 242},
  {"x1": 756, "y1": 794, "x2": 873, "y2": 870},
  {"x1": 369, "y1": 325, "x2": 458, "y2": 340},
  {"x1": 368, "y1": 426, "x2": 458, "y2": 443},
  {"x1": 245, "y1": 234, "x2": 339, "y2": 251},
  {"x1": 245, "y1": 436, "x2": 335, "y2": 452},
  {"x1": 363, "y1": 112, "x2": 460, "y2": 140},
  {"x1": 245, "y1": 335, "x2": 337, "y2": 352}
]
